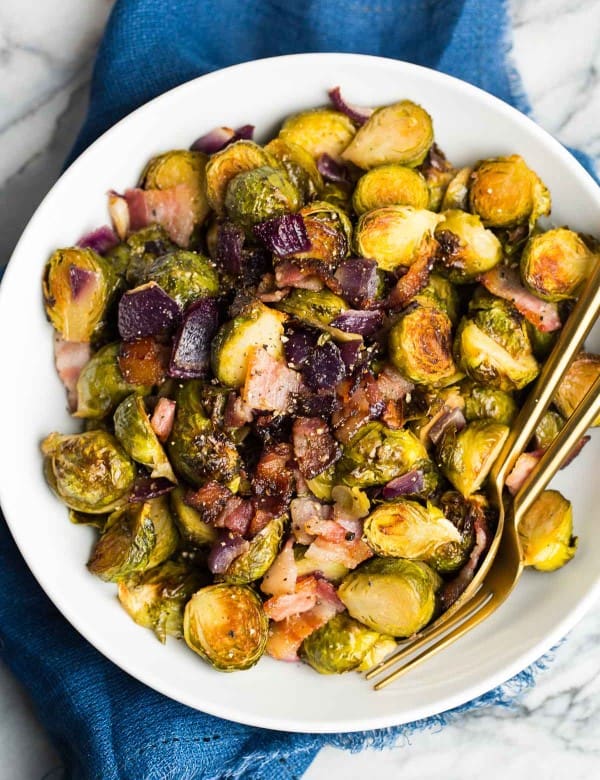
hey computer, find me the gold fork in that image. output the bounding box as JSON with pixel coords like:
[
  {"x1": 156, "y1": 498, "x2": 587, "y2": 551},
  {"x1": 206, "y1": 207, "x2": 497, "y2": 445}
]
[{"x1": 367, "y1": 259, "x2": 600, "y2": 688}]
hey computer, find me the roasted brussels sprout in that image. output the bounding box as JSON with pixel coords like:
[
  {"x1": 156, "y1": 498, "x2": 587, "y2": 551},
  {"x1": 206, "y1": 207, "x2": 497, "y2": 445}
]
[
  {"x1": 264, "y1": 138, "x2": 323, "y2": 201},
  {"x1": 284, "y1": 201, "x2": 352, "y2": 269},
  {"x1": 224, "y1": 166, "x2": 301, "y2": 230},
  {"x1": 75, "y1": 343, "x2": 151, "y2": 420},
  {"x1": 124, "y1": 225, "x2": 177, "y2": 286},
  {"x1": 222, "y1": 515, "x2": 285, "y2": 584},
  {"x1": 300, "y1": 612, "x2": 383, "y2": 674},
  {"x1": 183, "y1": 584, "x2": 269, "y2": 671},
  {"x1": 440, "y1": 166, "x2": 473, "y2": 211},
  {"x1": 337, "y1": 422, "x2": 430, "y2": 488},
  {"x1": 363, "y1": 500, "x2": 461, "y2": 564},
  {"x1": 88, "y1": 496, "x2": 179, "y2": 581},
  {"x1": 553, "y1": 353, "x2": 600, "y2": 426},
  {"x1": 113, "y1": 394, "x2": 176, "y2": 481},
  {"x1": 352, "y1": 165, "x2": 429, "y2": 215},
  {"x1": 279, "y1": 108, "x2": 356, "y2": 160},
  {"x1": 211, "y1": 299, "x2": 286, "y2": 387},
  {"x1": 455, "y1": 294, "x2": 539, "y2": 391},
  {"x1": 437, "y1": 419, "x2": 509, "y2": 496},
  {"x1": 305, "y1": 465, "x2": 336, "y2": 501},
  {"x1": 518, "y1": 490, "x2": 577, "y2": 571},
  {"x1": 418, "y1": 144, "x2": 455, "y2": 212},
  {"x1": 428, "y1": 490, "x2": 483, "y2": 574},
  {"x1": 520, "y1": 228, "x2": 596, "y2": 301},
  {"x1": 527, "y1": 322, "x2": 557, "y2": 361},
  {"x1": 117, "y1": 560, "x2": 206, "y2": 643},
  {"x1": 43, "y1": 247, "x2": 119, "y2": 342},
  {"x1": 138, "y1": 250, "x2": 218, "y2": 309},
  {"x1": 140, "y1": 149, "x2": 211, "y2": 226},
  {"x1": 354, "y1": 206, "x2": 441, "y2": 272},
  {"x1": 205, "y1": 140, "x2": 278, "y2": 214},
  {"x1": 342, "y1": 100, "x2": 433, "y2": 169},
  {"x1": 435, "y1": 210, "x2": 502, "y2": 283},
  {"x1": 275, "y1": 287, "x2": 348, "y2": 330},
  {"x1": 534, "y1": 410, "x2": 565, "y2": 450},
  {"x1": 169, "y1": 486, "x2": 218, "y2": 546},
  {"x1": 356, "y1": 635, "x2": 397, "y2": 672},
  {"x1": 389, "y1": 304, "x2": 456, "y2": 385},
  {"x1": 469, "y1": 155, "x2": 550, "y2": 228},
  {"x1": 42, "y1": 430, "x2": 136, "y2": 513},
  {"x1": 414, "y1": 272, "x2": 461, "y2": 325},
  {"x1": 461, "y1": 381, "x2": 518, "y2": 426},
  {"x1": 338, "y1": 557, "x2": 441, "y2": 636}
]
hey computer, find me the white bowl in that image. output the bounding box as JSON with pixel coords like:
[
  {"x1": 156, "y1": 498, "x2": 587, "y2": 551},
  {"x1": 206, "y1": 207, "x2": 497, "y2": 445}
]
[{"x1": 0, "y1": 53, "x2": 598, "y2": 734}]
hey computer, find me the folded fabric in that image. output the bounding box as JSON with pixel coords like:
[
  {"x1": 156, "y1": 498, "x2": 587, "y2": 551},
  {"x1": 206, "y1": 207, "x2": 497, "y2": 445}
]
[{"x1": 1, "y1": 1, "x2": 597, "y2": 779}]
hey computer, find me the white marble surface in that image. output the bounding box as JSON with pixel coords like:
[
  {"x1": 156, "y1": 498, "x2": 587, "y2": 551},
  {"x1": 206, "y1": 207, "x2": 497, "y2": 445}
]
[{"x1": 1, "y1": 0, "x2": 599, "y2": 778}]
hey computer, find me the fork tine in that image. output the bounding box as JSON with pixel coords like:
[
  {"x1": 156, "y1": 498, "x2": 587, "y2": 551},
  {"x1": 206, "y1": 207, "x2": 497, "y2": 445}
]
[
  {"x1": 373, "y1": 590, "x2": 496, "y2": 690},
  {"x1": 365, "y1": 587, "x2": 490, "y2": 680}
]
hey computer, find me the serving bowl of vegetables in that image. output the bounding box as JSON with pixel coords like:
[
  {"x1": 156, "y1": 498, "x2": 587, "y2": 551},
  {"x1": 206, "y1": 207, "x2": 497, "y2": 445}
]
[{"x1": 0, "y1": 53, "x2": 598, "y2": 733}]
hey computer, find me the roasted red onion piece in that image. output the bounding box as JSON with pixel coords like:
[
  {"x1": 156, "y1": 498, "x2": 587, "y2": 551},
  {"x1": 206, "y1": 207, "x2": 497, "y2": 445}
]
[
  {"x1": 334, "y1": 257, "x2": 380, "y2": 308},
  {"x1": 169, "y1": 297, "x2": 220, "y2": 379},
  {"x1": 150, "y1": 397, "x2": 176, "y2": 442},
  {"x1": 382, "y1": 470, "x2": 426, "y2": 499},
  {"x1": 129, "y1": 477, "x2": 175, "y2": 503},
  {"x1": 337, "y1": 339, "x2": 362, "y2": 372},
  {"x1": 254, "y1": 214, "x2": 311, "y2": 257},
  {"x1": 118, "y1": 281, "x2": 181, "y2": 341},
  {"x1": 428, "y1": 407, "x2": 467, "y2": 446},
  {"x1": 317, "y1": 153, "x2": 351, "y2": 183},
  {"x1": 328, "y1": 86, "x2": 374, "y2": 125},
  {"x1": 190, "y1": 124, "x2": 255, "y2": 154},
  {"x1": 76, "y1": 225, "x2": 119, "y2": 255},
  {"x1": 303, "y1": 341, "x2": 347, "y2": 392},
  {"x1": 68, "y1": 265, "x2": 99, "y2": 301},
  {"x1": 216, "y1": 221, "x2": 245, "y2": 274},
  {"x1": 330, "y1": 309, "x2": 383, "y2": 337},
  {"x1": 284, "y1": 328, "x2": 319, "y2": 368},
  {"x1": 292, "y1": 416, "x2": 341, "y2": 479},
  {"x1": 208, "y1": 531, "x2": 250, "y2": 574}
]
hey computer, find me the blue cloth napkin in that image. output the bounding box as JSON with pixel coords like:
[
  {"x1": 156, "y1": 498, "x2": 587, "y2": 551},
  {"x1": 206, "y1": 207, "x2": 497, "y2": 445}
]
[{"x1": 1, "y1": 1, "x2": 597, "y2": 779}]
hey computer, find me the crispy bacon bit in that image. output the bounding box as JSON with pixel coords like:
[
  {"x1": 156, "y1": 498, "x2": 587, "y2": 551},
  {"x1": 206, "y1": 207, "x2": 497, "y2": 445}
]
[
  {"x1": 118, "y1": 337, "x2": 170, "y2": 386},
  {"x1": 332, "y1": 372, "x2": 384, "y2": 444},
  {"x1": 264, "y1": 575, "x2": 320, "y2": 621},
  {"x1": 385, "y1": 234, "x2": 437, "y2": 310},
  {"x1": 274, "y1": 260, "x2": 324, "y2": 291},
  {"x1": 150, "y1": 397, "x2": 176, "y2": 442},
  {"x1": 304, "y1": 535, "x2": 373, "y2": 571},
  {"x1": 122, "y1": 185, "x2": 197, "y2": 247},
  {"x1": 261, "y1": 538, "x2": 297, "y2": 596},
  {"x1": 224, "y1": 392, "x2": 254, "y2": 428},
  {"x1": 505, "y1": 450, "x2": 544, "y2": 496},
  {"x1": 479, "y1": 265, "x2": 562, "y2": 332},
  {"x1": 53, "y1": 336, "x2": 91, "y2": 412},
  {"x1": 252, "y1": 442, "x2": 295, "y2": 517},
  {"x1": 376, "y1": 364, "x2": 414, "y2": 401},
  {"x1": 241, "y1": 347, "x2": 302, "y2": 413},
  {"x1": 248, "y1": 507, "x2": 275, "y2": 537},
  {"x1": 292, "y1": 416, "x2": 341, "y2": 479},
  {"x1": 214, "y1": 496, "x2": 254, "y2": 535},
  {"x1": 290, "y1": 497, "x2": 331, "y2": 544},
  {"x1": 184, "y1": 481, "x2": 232, "y2": 523}
]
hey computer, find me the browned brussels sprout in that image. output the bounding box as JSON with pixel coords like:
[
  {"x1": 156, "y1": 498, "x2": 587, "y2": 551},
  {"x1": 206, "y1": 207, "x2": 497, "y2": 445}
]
[
  {"x1": 279, "y1": 109, "x2": 356, "y2": 161},
  {"x1": 440, "y1": 166, "x2": 473, "y2": 211},
  {"x1": 389, "y1": 305, "x2": 457, "y2": 385},
  {"x1": 183, "y1": 584, "x2": 269, "y2": 670},
  {"x1": 222, "y1": 515, "x2": 285, "y2": 584},
  {"x1": 534, "y1": 410, "x2": 565, "y2": 450},
  {"x1": 117, "y1": 560, "x2": 207, "y2": 643},
  {"x1": 43, "y1": 247, "x2": 119, "y2": 342},
  {"x1": 352, "y1": 165, "x2": 430, "y2": 215},
  {"x1": 435, "y1": 210, "x2": 502, "y2": 283},
  {"x1": 461, "y1": 381, "x2": 518, "y2": 426},
  {"x1": 170, "y1": 486, "x2": 218, "y2": 546},
  {"x1": 42, "y1": 430, "x2": 136, "y2": 513},
  {"x1": 225, "y1": 166, "x2": 301, "y2": 230},
  {"x1": 518, "y1": 490, "x2": 577, "y2": 571},
  {"x1": 113, "y1": 394, "x2": 176, "y2": 481},
  {"x1": 284, "y1": 201, "x2": 352, "y2": 269},
  {"x1": 356, "y1": 636, "x2": 397, "y2": 671},
  {"x1": 342, "y1": 101, "x2": 433, "y2": 169},
  {"x1": 140, "y1": 149, "x2": 211, "y2": 227},
  {"x1": 264, "y1": 138, "x2": 323, "y2": 201},
  {"x1": 300, "y1": 613, "x2": 384, "y2": 674},
  {"x1": 553, "y1": 353, "x2": 600, "y2": 426},
  {"x1": 437, "y1": 419, "x2": 509, "y2": 496},
  {"x1": 138, "y1": 250, "x2": 219, "y2": 309},
  {"x1": 414, "y1": 273, "x2": 461, "y2": 325},
  {"x1": 275, "y1": 287, "x2": 348, "y2": 330},
  {"x1": 205, "y1": 140, "x2": 279, "y2": 214},
  {"x1": 418, "y1": 144, "x2": 455, "y2": 211},
  {"x1": 468, "y1": 155, "x2": 550, "y2": 228},
  {"x1": 520, "y1": 228, "x2": 596, "y2": 301},
  {"x1": 427, "y1": 490, "x2": 484, "y2": 574},
  {"x1": 338, "y1": 557, "x2": 441, "y2": 636},
  {"x1": 124, "y1": 225, "x2": 177, "y2": 286}
]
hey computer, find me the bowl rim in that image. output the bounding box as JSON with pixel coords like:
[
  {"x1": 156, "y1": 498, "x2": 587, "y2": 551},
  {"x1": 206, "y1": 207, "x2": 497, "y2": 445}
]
[{"x1": 1, "y1": 52, "x2": 599, "y2": 734}]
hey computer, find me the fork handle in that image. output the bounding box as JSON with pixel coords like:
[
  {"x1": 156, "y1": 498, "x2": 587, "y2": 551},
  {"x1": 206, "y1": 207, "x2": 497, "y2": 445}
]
[
  {"x1": 492, "y1": 259, "x2": 600, "y2": 487},
  {"x1": 514, "y1": 373, "x2": 600, "y2": 520}
]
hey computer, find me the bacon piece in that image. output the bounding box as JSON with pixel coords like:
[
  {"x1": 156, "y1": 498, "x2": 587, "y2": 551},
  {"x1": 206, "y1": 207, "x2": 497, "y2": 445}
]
[
  {"x1": 479, "y1": 265, "x2": 562, "y2": 332},
  {"x1": 290, "y1": 497, "x2": 331, "y2": 544},
  {"x1": 53, "y1": 336, "x2": 91, "y2": 412},
  {"x1": 110, "y1": 184, "x2": 197, "y2": 247},
  {"x1": 376, "y1": 364, "x2": 414, "y2": 401},
  {"x1": 292, "y1": 416, "x2": 341, "y2": 479},
  {"x1": 150, "y1": 397, "x2": 176, "y2": 442},
  {"x1": 505, "y1": 450, "x2": 544, "y2": 496},
  {"x1": 184, "y1": 481, "x2": 232, "y2": 523},
  {"x1": 332, "y1": 372, "x2": 384, "y2": 444},
  {"x1": 385, "y1": 234, "x2": 437, "y2": 310},
  {"x1": 261, "y1": 538, "x2": 297, "y2": 596},
  {"x1": 213, "y1": 496, "x2": 253, "y2": 535},
  {"x1": 252, "y1": 442, "x2": 295, "y2": 517},
  {"x1": 304, "y1": 534, "x2": 373, "y2": 571},
  {"x1": 264, "y1": 575, "x2": 320, "y2": 621},
  {"x1": 274, "y1": 260, "x2": 324, "y2": 291},
  {"x1": 224, "y1": 392, "x2": 254, "y2": 428},
  {"x1": 118, "y1": 337, "x2": 170, "y2": 386},
  {"x1": 241, "y1": 347, "x2": 302, "y2": 413},
  {"x1": 248, "y1": 507, "x2": 275, "y2": 537}
]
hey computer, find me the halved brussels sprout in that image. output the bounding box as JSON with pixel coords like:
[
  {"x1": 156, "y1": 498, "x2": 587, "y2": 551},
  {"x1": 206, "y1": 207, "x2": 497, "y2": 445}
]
[
  {"x1": 440, "y1": 166, "x2": 473, "y2": 211},
  {"x1": 461, "y1": 381, "x2": 518, "y2": 426},
  {"x1": 435, "y1": 210, "x2": 502, "y2": 283},
  {"x1": 553, "y1": 353, "x2": 600, "y2": 426},
  {"x1": 414, "y1": 272, "x2": 461, "y2": 325},
  {"x1": 284, "y1": 201, "x2": 352, "y2": 269},
  {"x1": 279, "y1": 108, "x2": 356, "y2": 160},
  {"x1": 225, "y1": 166, "x2": 301, "y2": 230},
  {"x1": 170, "y1": 486, "x2": 218, "y2": 546},
  {"x1": 354, "y1": 206, "x2": 442, "y2": 272},
  {"x1": 527, "y1": 322, "x2": 557, "y2": 361},
  {"x1": 437, "y1": 419, "x2": 509, "y2": 496},
  {"x1": 140, "y1": 149, "x2": 211, "y2": 227},
  {"x1": 305, "y1": 465, "x2": 336, "y2": 501},
  {"x1": 138, "y1": 250, "x2": 218, "y2": 309},
  {"x1": 409, "y1": 385, "x2": 465, "y2": 446},
  {"x1": 520, "y1": 228, "x2": 596, "y2": 301},
  {"x1": 331, "y1": 484, "x2": 371, "y2": 520},
  {"x1": 300, "y1": 612, "x2": 382, "y2": 674},
  {"x1": 455, "y1": 294, "x2": 539, "y2": 391},
  {"x1": 389, "y1": 304, "x2": 456, "y2": 386},
  {"x1": 469, "y1": 155, "x2": 550, "y2": 228},
  {"x1": 205, "y1": 140, "x2": 279, "y2": 214},
  {"x1": 113, "y1": 394, "x2": 176, "y2": 481},
  {"x1": 319, "y1": 181, "x2": 353, "y2": 213},
  {"x1": 426, "y1": 491, "x2": 481, "y2": 574},
  {"x1": 338, "y1": 557, "x2": 441, "y2": 636},
  {"x1": 222, "y1": 515, "x2": 285, "y2": 584},
  {"x1": 264, "y1": 138, "x2": 323, "y2": 201},
  {"x1": 534, "y1": 410, "x2": 565, "y2": 450},
  {"x1": 43, "y1": 247, "x2": 119, "y2": 342},
  {"x1": 352, "y1": 165, "x2": 429, "y2": 215},
  {"x1": 117, "y1": 560, "x2": 206, "y2": 643},
  {"x1": 42, "y1": 430, "x2": 136, "y2": 513},
  {"x1": 341, "y1": 101, "x2": 433, "y2": 170},
  {"x1": 337, "y1": 422, "x2": 429, "y2": 488},
  {"x1": 211, "y1": 299, "x2": 287, "y2": 387},
  {"x1": 124, "y1": 225, "x2": 176, "y2": 286},
  {"x1": 363, "y1": 500, "x2": 461, "y2": 563},
  {"x1": 183, "y1": 583, "x2": 268, "y2": 671},
  {"x1": 88, "y1": 496, "x2": 179, "y2": 581},
  {"x1": 75, "y1": 343, "x2": 151, "y2": 420},
  {"x1": 418, "y1": 144, "x2": 455, "y2": 212},
  {"x1": 68, "y1": 509, "x2": 108, "y2": 530},
  {"x1": 356, "y1": 635, "x2": 397, "y2": 671},
  {"x1": 518, "y1": 489, "x2": 577, "y2": 571},
  {"x1": 275, "y1": 287, "x2": 348, "y2": 329}
]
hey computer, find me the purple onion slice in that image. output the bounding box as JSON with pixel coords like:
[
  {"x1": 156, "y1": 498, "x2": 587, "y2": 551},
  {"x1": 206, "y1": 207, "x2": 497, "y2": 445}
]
[
  {"x1": 254, "y1": 213, "x2": 311, "y2": 257},
  {"x1": 68, "y1": 265, "x2": 99, "y2": 301},
  {"x1": 328, "y1": 86, "x2": 374, "y2": 125},
  {"x1": 428, "y1": 408, "x2": 467, "y2": 446},
  {"x1": 330, "y1": 309, "x2": 383, "y2": 337},
  {"x1": 76, "y1": 225, "x2": 119, "y2": 255},
  {"x1": 235, "y1": 124, "x2": 255, "y2": 140},
  {"x1": 337, "y1": 338, "x2": 362, "y2": 372},
  {"x1": 303, "y1": 341, "x2": 346, "y2": 391},
  {"x1": 118, "y1": 282, "x2": 181, "y2": 341},
  {"x1": 284, "y1": 328, "x2": 319, "y2": 368},
  {"x1": 216, "y1": 221, "x2": 245, "y2": 275},
  {"x1": 190, "y1": 124, "x2": 255, "y2": 154},
  {"x1": 334, "y1": 257, "x2": 380, "y2": 308},
  {"x1": 208, "y1": 531, "x2": 250, "y2": 574},
  {"x1": 382, "y1": 470, "x2": 425, "y2": 499},
  {"x1": 129, "y1": 477, "x2": 175, "y2": 503},
  {"x1": 168, "y1": 297, "x2": 220, "y2": 379},
  {"x1": 317, "y1": 153, "x2": 351, "y2": 183}
]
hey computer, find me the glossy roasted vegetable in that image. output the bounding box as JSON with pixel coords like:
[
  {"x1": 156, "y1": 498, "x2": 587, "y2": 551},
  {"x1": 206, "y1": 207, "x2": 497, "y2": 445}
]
[
  {"x1": 342, "y1": 100, "x2": 433, "y2": 169},
  {"x1": 205, "y1": 140, "x2": 278, "y2": 214},
  {"x1": 138, "y1": 250, "x2": 219, "y2": 309},
  {"x1": 428, "y1": 490, "x2": 482, "y2": 574},
  {"x1": 435, "y1": 209, "x2": 502, "y2": 282},
  {"x1": 264, "y1": 138, "x2": 323, "y2": 201},
  {"x1": 117, "y1": 560, "x2": 206, "y2": 642},
  {"x1": 43, "y1": 247, "x2": 119, "y2": 342},
  {"x1": 440, "y1": 166, "x2": 473, "y2": 211},
  {"x1": 279, "y1": 108, "x2": 356, "y2": 160},
  {"x1": 113, "y1": 394, "x2": 176, "y2": 481},
  {"x1": 42, "y1": 430, "x2": 136, "y2": 513},
  {"x1": 521, "y1": 228, "x2": 596, "y2": 301},
  {"x1": 183, "y1": 584, "x2": 269, "y2": 670},
  {"x1": 225, "y1": 166, "x2": 301, "y2": 230},
  {"x1": 437, "y1": 419, "x2": 509, "y2": 496},
  {"x1": 222, "y1": 515, "x2": 285, "y2": 584},
  {"x1": 518, "y1": 490, "x2": 577, "y2": 571},
  {"x1": 170, "y1": 486, "x2": 218, "y2": 546},
  {"x1": 300, "y1": 612, "x2": 384, "y2": 674},
  {"x1": 553, "y1": 353, "x2": 600, "y2": 426},
  {"x1": 461, "y1": 381, "x2": 518, "y2": 426},
  {"x1": 414, "y1": 273, "x2": 461, "y2": 325},
  {"x1": 88, "y1": 496, "x2": 179, "y2": 581},
  {"x1": 338, "y1": 557, "x2": 441, "y2": 636},
  {"x1": 389, "y1": 304, "x2": 456, "y2": 385},
  {"x1": 284, "y1": 201, "x2": 352, "y2": 269},
  {"x1": 140, "y1": 149, "x2": 211, "y2": 226},
  {"x1": 534, "y1": 410, "x2": 565, "y2": 450},
  {"x1": 275, "y1": 287, "x2": 348, "y2": 330},
  {"x1": 124, "y1": 224, "x2": 177, "y2": 285},
  {"x1": 352, "y1": 165, "x2": 429, "y2": 214}
]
